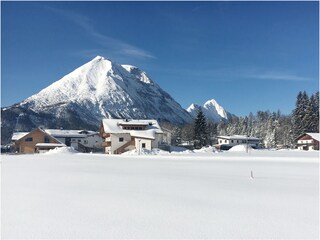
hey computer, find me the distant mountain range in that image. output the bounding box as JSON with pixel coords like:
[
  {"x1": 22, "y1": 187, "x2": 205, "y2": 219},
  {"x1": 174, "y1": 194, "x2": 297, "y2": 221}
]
[{"x1": 1, "y1": 56, "x2": 234, "y2": 143}]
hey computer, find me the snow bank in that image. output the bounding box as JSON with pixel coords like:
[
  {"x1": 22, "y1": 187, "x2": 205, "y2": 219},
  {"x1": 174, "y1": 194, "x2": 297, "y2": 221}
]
[
  {"x1": 121, "y1": 148, "x2": 170, "y2": 155},
  {"x1": 122, "y1": 146, "x2": 218, "y2": 155},
  {"x1": 193, "y1": 146, "x2": 217, "y2": 153},
  {"x1": 44, "y1": 147, "x2": 78, "y2": 154},
  {"x1": 229, "y1": 144, "x2": 254, "y2": 152}
]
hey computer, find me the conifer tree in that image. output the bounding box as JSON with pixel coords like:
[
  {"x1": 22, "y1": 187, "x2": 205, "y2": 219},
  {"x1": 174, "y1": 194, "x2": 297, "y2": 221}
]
[
  {"x1": 293, "y1": 91, "x2": 308, "y2": 138},
  {"x1": 194, "y1": 107, "x2": 208, "y2": 149},
  {"x1": 303, "y1": 95, "x2": 313, "y2": 132},
  {"x1": 310, "y1": 92, "x2": 319, "y2": 132}
]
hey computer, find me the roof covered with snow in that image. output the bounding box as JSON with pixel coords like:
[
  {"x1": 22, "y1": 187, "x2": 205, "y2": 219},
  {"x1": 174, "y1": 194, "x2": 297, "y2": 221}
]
[
  {"x1": 11, "y1": 129, "x2": 98, "y2": 141},
  {"x1": 101, "y1": 119, "x2": 163, "y2": 139},
  {"x1": 306, "y1": 133, "x2": 320, "y2": 141},
  {"x1": 12, "y1": 132, "x2": 29, "y2": 141},
  {"x1": 44, "y1": 129, "x2": 98, "y2": 138},
  {"x1": 35, "y1": 143, "x2": 66, "y2": 147},
  {"x1": 217, "y1": 135, "x2": 261, "y2": 141}
]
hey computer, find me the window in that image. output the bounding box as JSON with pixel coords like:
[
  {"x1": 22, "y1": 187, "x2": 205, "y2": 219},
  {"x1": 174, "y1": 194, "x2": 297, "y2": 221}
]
[
  {"x1": 25, "y1": 137, "x2": 33, "y2": 142},
  {"x1": 225, "y1": 140, "x2": 227, "y2": 143},
  {"x1": 44, "y1": 137, "x2": 50, "y2": 143},
  {"x1": 78, "y1": 139, "x2": 81, "y2": 142},
  {"x1": 84, "y1": 140, "x2": 88, "y2": 144},
  {"x1": 142, "y1": 143, "x2": 146, "y2": 148},
  {"x1": 231, "y1": 140, "x2": 234, "y2": 143},
  {"x1": 119, "y1": 137, "x2": 124, "y2": 142},
  {"x1": 220, "y1": 140, "x2": 222, "y2": 143}
]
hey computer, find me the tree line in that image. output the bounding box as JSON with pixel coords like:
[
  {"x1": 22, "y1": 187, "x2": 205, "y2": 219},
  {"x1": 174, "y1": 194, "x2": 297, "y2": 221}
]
[{"x1": 167, "y1": 91, "x2": 319, "y2": 149}]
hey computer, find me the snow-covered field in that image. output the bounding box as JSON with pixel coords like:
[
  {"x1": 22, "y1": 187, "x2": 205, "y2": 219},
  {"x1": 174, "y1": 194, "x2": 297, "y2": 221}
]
[{"x1": 1, "y1": 148, "x2": 319, "y2": 239}]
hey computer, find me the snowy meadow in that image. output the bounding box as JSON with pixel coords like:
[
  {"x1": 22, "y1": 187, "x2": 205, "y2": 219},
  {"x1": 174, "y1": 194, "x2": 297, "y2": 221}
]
[{"x1": 1, "y1": 148, "x2": 319, "y2": 239}]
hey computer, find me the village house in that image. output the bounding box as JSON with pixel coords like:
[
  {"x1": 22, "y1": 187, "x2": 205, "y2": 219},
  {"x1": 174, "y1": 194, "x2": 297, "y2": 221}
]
[
  {"x1": 12, "y1": 128, "x2": 103, "y2": 154},
  {"x1": 296, "y1": 133, "x2": 319, "y2": 150},
  {"x1": 13, "y1": 128, "x2": 65, "y2": 154},
  {"x1": 215, "y1": 135, "x2": 261, "y2": 150},
  {"x1": 44, "y1": 129, "x2": 103, "y2": 152},
  {"x1": 100, "y1": 119, "x2": 163, "y2": 154}
]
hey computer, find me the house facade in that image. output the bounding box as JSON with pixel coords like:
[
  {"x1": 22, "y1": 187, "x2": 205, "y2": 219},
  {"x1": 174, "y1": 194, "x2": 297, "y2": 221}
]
[
  {"x1": 100, "y1": 119, "x2": 163, "y2": 154},
  {"x1": 215, "y1": 135, "x2": 261, "y2": 150},
  {"x1": 44, "y1": 129, "x2": 103, "y2": 152},
  {"x1": 296, "y1": 133, "x2": 319, "y2": 150}
]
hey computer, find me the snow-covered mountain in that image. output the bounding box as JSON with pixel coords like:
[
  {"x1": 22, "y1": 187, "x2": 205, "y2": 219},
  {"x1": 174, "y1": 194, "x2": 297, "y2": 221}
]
[
  {"x1": 1, "y1": 56, "x2": 192, "y2": 143},
  {"x1": 187, "y1": 99, "x2": 233, "y2": 122}
]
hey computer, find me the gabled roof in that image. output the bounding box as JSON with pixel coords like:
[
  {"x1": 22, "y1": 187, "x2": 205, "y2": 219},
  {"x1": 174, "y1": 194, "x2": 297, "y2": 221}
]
[
  {"x1": 217, "y1": 135, "x2": 260, "y2": 141},
  {"x1": 15, "y1": 128, "x2": 62, "y2": 144},
  {"x1": 101, "y1": 119, "x2": 163, "y2": 139},
  {"x1": 296, "y1": 133, "x2": 320, "y2": 141},
  {"x1": 307, "y1": 133, "x2": 320, "y2": 141}
]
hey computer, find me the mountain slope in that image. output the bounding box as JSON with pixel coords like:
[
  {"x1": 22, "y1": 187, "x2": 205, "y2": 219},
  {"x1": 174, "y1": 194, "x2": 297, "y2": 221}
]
[
  {"x1": 187, "y1": 99, "x2": 233, "y2": 122},
  {"x1": 1, "y1": 56, "x2": 192, "y2": 143}
]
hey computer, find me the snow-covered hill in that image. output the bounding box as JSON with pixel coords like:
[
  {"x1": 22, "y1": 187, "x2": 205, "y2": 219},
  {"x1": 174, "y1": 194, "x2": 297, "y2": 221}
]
[
  {"x1": 187, "y1": 99, "x2": 233, "y2": 122},
  {"x1": 1, "y1": 56, "x2": 192, "y2": 143}
]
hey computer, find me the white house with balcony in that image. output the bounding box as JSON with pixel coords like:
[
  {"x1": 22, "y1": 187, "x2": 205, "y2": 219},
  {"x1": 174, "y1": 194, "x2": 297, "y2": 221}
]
[
  {"x1": 99, "y1": 119, "x2": 163, "y2": 154},
  {"x1": 296, "y1": 133, "x2": 319, "y2": 150},
  {"x1": 215, "y1": 135, "x2": 261, "y2": 150}
]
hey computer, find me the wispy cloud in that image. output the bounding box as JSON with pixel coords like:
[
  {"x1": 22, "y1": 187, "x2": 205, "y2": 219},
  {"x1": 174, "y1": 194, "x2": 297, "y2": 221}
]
[
  {"x1": 247, "y1": 72, "x2": 313, "y2": 82},
  {"x1": 47, "y1": 7, "x2": 156, "y2": 60},
  {"x1": 162, "y1": 65, "x2": 314, "y2": 83}
]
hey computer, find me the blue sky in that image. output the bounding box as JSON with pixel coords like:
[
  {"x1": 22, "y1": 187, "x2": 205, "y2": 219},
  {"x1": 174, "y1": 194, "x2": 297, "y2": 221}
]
[{"x1": 2, "y1": 1, "x2": 319, "y2": 116}]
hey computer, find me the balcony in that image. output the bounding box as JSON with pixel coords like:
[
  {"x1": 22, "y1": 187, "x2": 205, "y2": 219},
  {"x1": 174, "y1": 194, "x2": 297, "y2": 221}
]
[{"x1": 101, "y1": 142, "x2": 111, "y2": 147}]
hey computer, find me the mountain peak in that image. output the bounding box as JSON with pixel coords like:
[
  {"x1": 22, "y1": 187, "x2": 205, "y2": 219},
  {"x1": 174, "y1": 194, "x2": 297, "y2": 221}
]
[
  {"x1": 203, "y1": 98, "x2": 227, "y2": 119},
  {"x1": 6, "y1": 56, "x2": 192, "y2": 138},
  {"x1": 92, "y1": 55, "x2": 104, "y2": 61},
  {"x1": 187, "y1": 98, "x2": 231, "y2": 122},
  {"x1": 186, "y1": 103, "x2": 200, "y2": 112},
  {"x1": 204, "y1": 99, "x2": 218, "y2": 106}
]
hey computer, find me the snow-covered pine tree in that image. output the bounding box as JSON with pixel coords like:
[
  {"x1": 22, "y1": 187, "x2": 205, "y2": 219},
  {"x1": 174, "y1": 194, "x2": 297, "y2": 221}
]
[
  {"x1": 277, "y1": 112, "x2": 294, "y2": 148},
  {"x1": 248, "y1": 112, "x2": 255, "y2": 136},
  {"x1": 194, "y1": 107, "x2": 208, "y2": 149},
  {"x1": 303, "y1": 95, "x2": 314, "y2": 132},
  {"x1": 264, "y1": 113, "x2": 275, "y2": 148},
  {"x1": 310, "y1": 92, "x2": 319, "y2": 133},
  {"x1": 293, "y1": 91, "x2": 309, "y2": 138}
]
